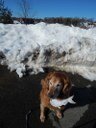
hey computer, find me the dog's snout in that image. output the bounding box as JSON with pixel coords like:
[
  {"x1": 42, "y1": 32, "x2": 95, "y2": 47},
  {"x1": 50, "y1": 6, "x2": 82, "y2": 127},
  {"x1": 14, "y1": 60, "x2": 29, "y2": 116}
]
[
  {"x1": 47, "y1": 90, "x2": 59, "y2": 99},
  {"x1": 47, "y1": 93, "x2": 54, "y2": 98}
]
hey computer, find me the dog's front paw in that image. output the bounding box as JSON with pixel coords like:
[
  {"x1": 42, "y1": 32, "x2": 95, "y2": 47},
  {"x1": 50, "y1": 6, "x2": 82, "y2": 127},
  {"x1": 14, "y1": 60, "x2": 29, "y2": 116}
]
[
  {"x1": 40, "y1": 115, "x2": 45, "y2": 122},
  {"x1": 56, "y1": 111, "x2": 62, "y2": 119}
]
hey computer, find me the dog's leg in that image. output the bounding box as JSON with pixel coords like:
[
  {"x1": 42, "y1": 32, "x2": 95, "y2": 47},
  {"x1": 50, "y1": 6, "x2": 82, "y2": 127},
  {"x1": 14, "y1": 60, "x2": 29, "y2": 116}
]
[
  {"x1": 40, "y1": 103, "x2": 45, "y2": 122},
  {"x1": 56, "y1": 110, "x2": 62, "y2": 119},
  {"x1": 48, "y1": 105, "x2": 62, "y2": 119}
]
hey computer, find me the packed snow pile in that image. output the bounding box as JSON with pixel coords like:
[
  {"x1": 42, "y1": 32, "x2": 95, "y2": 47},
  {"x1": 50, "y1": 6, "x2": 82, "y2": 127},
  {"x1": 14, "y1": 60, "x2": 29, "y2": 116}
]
[{"x1": 0, "y1": 22, "x2": 96, "y2": 81}]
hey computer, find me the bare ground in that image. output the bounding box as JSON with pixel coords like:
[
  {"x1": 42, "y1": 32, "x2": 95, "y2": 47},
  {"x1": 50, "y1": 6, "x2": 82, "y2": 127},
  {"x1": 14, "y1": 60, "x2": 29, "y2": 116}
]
[{"x1": 0, "y1": 65, "x2": 96, "y2": 128}]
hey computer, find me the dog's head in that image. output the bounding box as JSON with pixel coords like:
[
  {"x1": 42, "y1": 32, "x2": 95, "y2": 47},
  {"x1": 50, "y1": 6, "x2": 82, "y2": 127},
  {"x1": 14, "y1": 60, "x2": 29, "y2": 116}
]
[{"x1": 41, "y1": 72, "x2": 72, "y2": 99}]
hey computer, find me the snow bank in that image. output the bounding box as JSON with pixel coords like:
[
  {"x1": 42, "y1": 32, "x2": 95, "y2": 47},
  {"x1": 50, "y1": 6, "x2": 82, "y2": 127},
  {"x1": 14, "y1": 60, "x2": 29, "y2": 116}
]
[{"x1": 0, "y1": 22, "x2": 96, "y2": 81}]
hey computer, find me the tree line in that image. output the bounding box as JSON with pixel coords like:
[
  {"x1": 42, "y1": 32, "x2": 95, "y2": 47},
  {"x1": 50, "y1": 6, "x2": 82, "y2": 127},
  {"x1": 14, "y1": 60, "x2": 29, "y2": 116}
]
[
  {"x1": 39, "y1": 17, "x2": 94, "y2": 27},
  {"x1": 0, "y1": 0, "x2": 12, "y2": 23}
]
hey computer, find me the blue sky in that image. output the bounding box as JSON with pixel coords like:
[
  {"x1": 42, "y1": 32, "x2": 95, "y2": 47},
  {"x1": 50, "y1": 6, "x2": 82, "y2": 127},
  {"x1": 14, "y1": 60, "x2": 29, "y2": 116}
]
[{"x1": 4, "y1": 0, "x2": 96, "y2": 19}]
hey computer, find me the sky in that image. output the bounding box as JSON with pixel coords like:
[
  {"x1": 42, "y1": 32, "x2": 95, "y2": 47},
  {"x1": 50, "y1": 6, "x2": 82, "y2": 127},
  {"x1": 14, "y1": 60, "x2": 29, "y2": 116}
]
[{"x1": 4, "y1": 0, "x2": 96, "y2": 19}]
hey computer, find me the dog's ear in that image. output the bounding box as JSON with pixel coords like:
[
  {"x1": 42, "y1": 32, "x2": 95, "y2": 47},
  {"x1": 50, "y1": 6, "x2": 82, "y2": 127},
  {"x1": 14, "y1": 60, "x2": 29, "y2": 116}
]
[
  {"x1": 41, "y1": 79, "x2": 47, "y2": 89},
  {"x1": 45, "y1": 71, "x2": 55, "y2": 85},
  {"x1": 62, "y1": 77, "x2": 72, "y2": 96}
]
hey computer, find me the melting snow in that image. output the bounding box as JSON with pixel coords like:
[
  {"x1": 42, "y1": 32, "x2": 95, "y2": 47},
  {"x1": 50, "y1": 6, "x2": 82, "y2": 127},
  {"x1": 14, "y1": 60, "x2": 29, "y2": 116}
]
[{"x1": 0, "y1": 22, "x2": 96, "y2": 80}]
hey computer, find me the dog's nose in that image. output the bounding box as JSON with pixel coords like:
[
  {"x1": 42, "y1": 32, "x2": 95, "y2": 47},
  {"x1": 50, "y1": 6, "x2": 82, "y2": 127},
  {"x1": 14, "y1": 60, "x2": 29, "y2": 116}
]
[{"x1": 47, "y1": 93, "x2": 54, "y2": 98}]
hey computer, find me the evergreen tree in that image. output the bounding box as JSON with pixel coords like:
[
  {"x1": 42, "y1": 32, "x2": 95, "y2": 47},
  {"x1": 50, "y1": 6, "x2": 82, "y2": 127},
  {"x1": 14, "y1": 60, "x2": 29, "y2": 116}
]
[{"x1": 0, "y1": 0, "x2": 13, "y2": 24}]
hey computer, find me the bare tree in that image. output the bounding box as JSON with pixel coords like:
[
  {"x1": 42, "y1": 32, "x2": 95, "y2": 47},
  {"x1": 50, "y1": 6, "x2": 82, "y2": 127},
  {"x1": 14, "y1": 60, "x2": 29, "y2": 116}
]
[
  {"x1": 20, "y1": 0, "x2": 30, "y2": 18},
  {"x1": 18, "y1": 0, "x2": 31, "y2": 24}
]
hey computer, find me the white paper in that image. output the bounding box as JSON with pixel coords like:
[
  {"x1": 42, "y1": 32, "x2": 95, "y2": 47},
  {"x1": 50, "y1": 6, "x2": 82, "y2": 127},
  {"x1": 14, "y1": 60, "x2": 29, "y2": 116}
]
[{"x1": 50, "y1": 95, "x2": 76, "y2": 107}]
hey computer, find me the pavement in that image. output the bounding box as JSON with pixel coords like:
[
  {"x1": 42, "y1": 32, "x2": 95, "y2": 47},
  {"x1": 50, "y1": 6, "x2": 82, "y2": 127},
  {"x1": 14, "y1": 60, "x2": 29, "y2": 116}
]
[{"x1": 0, "y1": 65, "x2": 96, "y2": 128}]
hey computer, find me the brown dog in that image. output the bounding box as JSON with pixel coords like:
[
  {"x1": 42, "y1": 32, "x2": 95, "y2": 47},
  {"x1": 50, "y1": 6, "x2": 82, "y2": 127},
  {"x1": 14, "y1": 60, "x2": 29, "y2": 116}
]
[{"x1": 40, "y1": 71, "x2": 72, "y2": 122}]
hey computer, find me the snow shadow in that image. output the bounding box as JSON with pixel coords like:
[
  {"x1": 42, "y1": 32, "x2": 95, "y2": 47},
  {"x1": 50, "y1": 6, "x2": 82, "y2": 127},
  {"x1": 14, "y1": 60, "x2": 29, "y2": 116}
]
[
  {"x1": 65, "y1": 86, "x2": 96, "y2": 109},
  {"x1": 67, "y1": 73, "x2": 96, "y2": 108}
]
